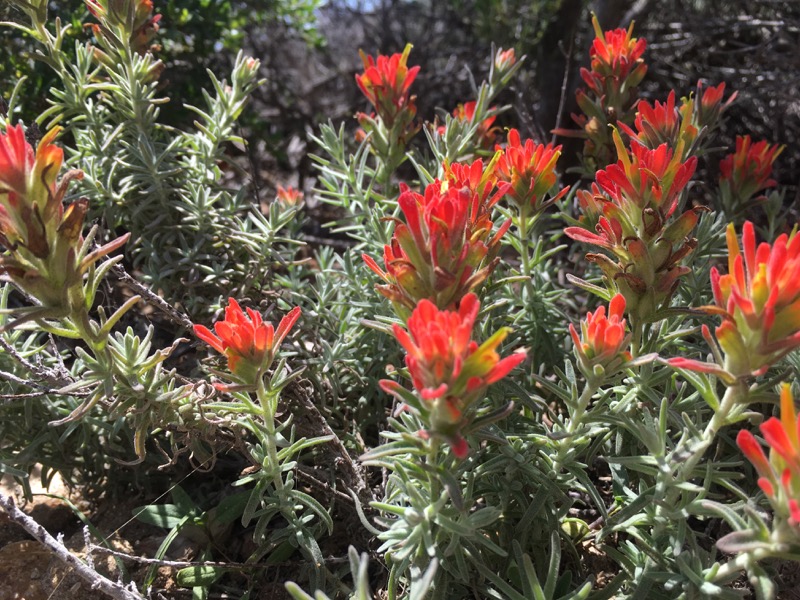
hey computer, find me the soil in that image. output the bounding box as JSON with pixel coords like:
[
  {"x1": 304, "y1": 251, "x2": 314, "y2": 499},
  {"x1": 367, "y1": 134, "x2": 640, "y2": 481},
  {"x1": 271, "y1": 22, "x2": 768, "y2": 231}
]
[{"x1": 0, "y1": 469, "x2": 188, "y2": 599}]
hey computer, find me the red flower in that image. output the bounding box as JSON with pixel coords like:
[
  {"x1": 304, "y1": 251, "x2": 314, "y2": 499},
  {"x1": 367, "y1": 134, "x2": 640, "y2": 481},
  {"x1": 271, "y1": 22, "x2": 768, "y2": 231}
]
[
  {"x1": 693, "y1": 81, "x2": 737, "y2": 132},
  {"x1": 443, "y1": 157, "x2": 507, "y2": 212},
  {"x1": 580, "y1": 16, "x2": 647, "y2": 104},
  {"x1": 0, "y1": 124, "x2": 121, "y2": 310},
  {"x1": 570, "y1": 294, "x2": 632, "y2": 376},
  {"x1": 194, "y1": 299, "x2": 301, "y2": 384},
  {"x1": 494, "y1": 129, "x2": 568, "y2": 214},
  {"x1": 0, "y1": 122, "x2": 35, "y2": 196},
  {"x1": 0, "y1": 124, "x2": 64, "y2": 259},
  {"x1": 276, "y1": 185, "x2": 304, "y2": 208},
  {"x1": 355, "y1": 43, "x2": 420, "y2": 128},
  {"x1": 621, "y1": 91, "x2": 693, "y2": 150},
  {"x1": 595, "y1": 131, "x2": 697, "y2": 222},
  {"x1": 380, "y1": 293, "x2": 526, "y2": 457},
  {"x1": 737, "y1": 384, "x2": 800, "y2": 525},
  {"x1": 714, "y1": 222, "x2": 800, "y2": 375},
  {"x1": 363, "y1": 166, "x2": 509, "y2": 317},
  {"x1": 719, "y1": 135, "x2": 783, "y2": 209},
  {"x1": 669, "y1": 221, "x2": 800, "y2": 380}
]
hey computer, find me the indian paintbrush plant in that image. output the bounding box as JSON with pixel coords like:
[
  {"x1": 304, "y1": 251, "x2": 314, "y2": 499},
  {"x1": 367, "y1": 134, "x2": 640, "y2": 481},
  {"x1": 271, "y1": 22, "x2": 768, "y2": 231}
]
[{"x1": 0, "y1": 4, "x2": 799, "y2": 600}]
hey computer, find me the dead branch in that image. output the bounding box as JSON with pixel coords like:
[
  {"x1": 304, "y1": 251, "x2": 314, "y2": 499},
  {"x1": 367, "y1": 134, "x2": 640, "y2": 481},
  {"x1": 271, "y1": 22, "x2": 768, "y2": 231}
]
[{"x1": 109, "y1": 262, "x2": 196, "y2": 331}]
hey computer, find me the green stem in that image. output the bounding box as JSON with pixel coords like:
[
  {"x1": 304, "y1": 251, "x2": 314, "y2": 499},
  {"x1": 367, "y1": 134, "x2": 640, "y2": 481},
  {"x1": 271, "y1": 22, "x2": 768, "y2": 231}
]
[
  {"x1": 517, "y1": 210, "x2": 533, "y2": 283},
  {"x1": 256, "y1": 376, "x2": 284, "y2": 493},
  {"x1": 425, "y1": 437, "x2": 442, "y2": 501},
  {"x1": 552, "y1": 376, "x2": 601, "y2": 474},
  {"x1": 650, "y1": 383, "x2": 745, "y2": 546},
  {"x1": 630, "y1": 318, "x2": 644, "y2": 359},
  {"x1": 711, "y1": 546, "x2": 773, "y2": 584},
  {"x1": 673, "y1": 383, "x2": 743, "y2": 491}
]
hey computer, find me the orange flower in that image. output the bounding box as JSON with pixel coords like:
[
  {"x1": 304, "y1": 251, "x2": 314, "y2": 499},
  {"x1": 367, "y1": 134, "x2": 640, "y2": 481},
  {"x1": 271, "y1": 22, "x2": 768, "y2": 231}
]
[
  {"x1": 380, "y1": 293, "x2": 526, "y2": 457},
  {"x1": 0, "y1": 124, "x2": 123, "y2": 310},
  {"x1": 737, "y1": 384, "x2": 800, "y2": 526},
  {"x1": 276, "y1": 185, "x2": 304, "y2": 208},
  {"x1": 570, "y1": 294, "x2": 632, "y2": 377},
  {"x1": 355, "y1": 43, "x2": 419, "y2": 128},
  {"x1": 714, "y1": 222, "x2": 800, "y2": 376},
  {"x1": 194, "y1": 299, "x2": 301, "y2": 384},
  {"x1": 494, "y1": 129, "x2": 568, "y2": 214},
  {"x1": 719, "y1": 135, "x2": 783, "y2": 210},
  {"x1": 494, "y1": 48, "x2": 516, "y2": 74},
  {"x1": 669, "y1": 221, "x2": 800, "y2": 380},
  {"x1": 0, "y1": 125, "x2": 68, "y2": 258},
  {"x1": 363, "y1": 165, "x2": 509, "y2": 317}
]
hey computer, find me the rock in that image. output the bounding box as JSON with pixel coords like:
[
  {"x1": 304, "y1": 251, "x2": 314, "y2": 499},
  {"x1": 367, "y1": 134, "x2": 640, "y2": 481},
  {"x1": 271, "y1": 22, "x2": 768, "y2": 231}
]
[{"x1": 0, "y1": 540, "x2": 52, "y2": 600}]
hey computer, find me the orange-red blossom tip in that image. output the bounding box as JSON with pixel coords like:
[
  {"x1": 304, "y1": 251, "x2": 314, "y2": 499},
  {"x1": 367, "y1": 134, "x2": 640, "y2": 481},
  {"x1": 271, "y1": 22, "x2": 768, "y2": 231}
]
[
  {"x1": 194, "y1": 299, "x2": 301, "y2": 383},
  {"x1": 380, "y1": 293, "x2": 526, "y2": 457},
  {"x1": 737, "y1": 384, "x2": 800, "y2": 525}
]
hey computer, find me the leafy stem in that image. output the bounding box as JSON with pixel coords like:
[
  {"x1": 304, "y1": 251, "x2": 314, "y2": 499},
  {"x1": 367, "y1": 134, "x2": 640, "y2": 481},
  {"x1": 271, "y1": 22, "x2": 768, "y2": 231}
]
[
  {"x1": 552, "y1": 374, "x2": 603, "y2": 474},
  {"x1": 256, "y1": 374, "x2": 285, "y2": 494}
]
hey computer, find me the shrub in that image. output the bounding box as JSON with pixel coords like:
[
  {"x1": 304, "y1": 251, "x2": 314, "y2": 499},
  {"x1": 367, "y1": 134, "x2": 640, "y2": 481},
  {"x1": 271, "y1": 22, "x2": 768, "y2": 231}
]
[{"x1": 0, "y1": 2, "x2": 798, "y2": 599}]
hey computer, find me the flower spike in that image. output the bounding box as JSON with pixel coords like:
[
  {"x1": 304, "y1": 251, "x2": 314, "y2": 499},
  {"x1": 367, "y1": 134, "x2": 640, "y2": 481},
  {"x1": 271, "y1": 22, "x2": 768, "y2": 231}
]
[
  {"x1": 737, "y1": 384, "x2": 800, "y2": 528},
  {"x1": 669, "y1": 221, "x2": 800, "y2": 381},
  {"x1": 380, "y1": 294, "x2": 526, "y2": 457},
  {"x1": 194, "y1": 299, "x2": 301, "y2": 385},
  {"x1": 570, "y1": 294, "x2": 632, "y2": 378}
]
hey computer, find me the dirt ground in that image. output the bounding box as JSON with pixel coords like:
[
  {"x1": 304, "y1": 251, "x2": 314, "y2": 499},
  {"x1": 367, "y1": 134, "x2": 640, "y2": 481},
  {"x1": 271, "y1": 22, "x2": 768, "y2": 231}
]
[{"x1": 0, "y1": 469, "x2": 188, "y2": 600}]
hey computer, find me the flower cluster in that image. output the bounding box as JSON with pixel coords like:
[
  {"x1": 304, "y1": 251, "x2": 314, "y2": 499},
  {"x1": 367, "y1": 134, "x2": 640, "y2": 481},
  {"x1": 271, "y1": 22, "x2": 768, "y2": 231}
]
[
  {"x1": 669, "y1": 221, "x2": 800, "y2": 381},
  {"x1": 494, "y1": 129, "x2": 569, "y2": 217},
  {"x1": 620, "y1": 90, "x2": 704, "y2": 159},
  {"x1": 363, "y1": 160, "x2": 509, "y2": 318},
  {"x1": 621, "y1": 82, "x2": 735, "y2": 160},
  {"x1": 354, "y1": 44, "x2": 421, "y2": 174},
  {"x1": 194, "y1": 298, "x2": 301, "y2": 385},
  {"x1": 718, "y1": 135, "x2": 783, "y2": 217},
  {"x1": 555, "y1": 15, "x2": 647, "y2": 173},
  {"x1": 565, "y1": 130, "x2": 701, "y2": 323},
  {"x1": 0, "y1": 124, "x2": 127, "y2": 312},
  {"x1": 380, "y1": 294, "x2": 526, "y2": 457},
  {"x1": 737, "y1": 384, "x2": 800, "y2": 529},
  {"x1": 570, "y1": 294, "x2": 632, "y2": 378}
]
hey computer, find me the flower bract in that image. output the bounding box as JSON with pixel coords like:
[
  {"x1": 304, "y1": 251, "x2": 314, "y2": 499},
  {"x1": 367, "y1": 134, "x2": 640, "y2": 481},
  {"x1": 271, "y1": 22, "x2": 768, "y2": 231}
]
[
  {"x1": 194, "y1": 298, "x2": 301, "y2": 384},
  {"x1": 380, "y1": 293, "x2": 526, "y2": 457}
]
